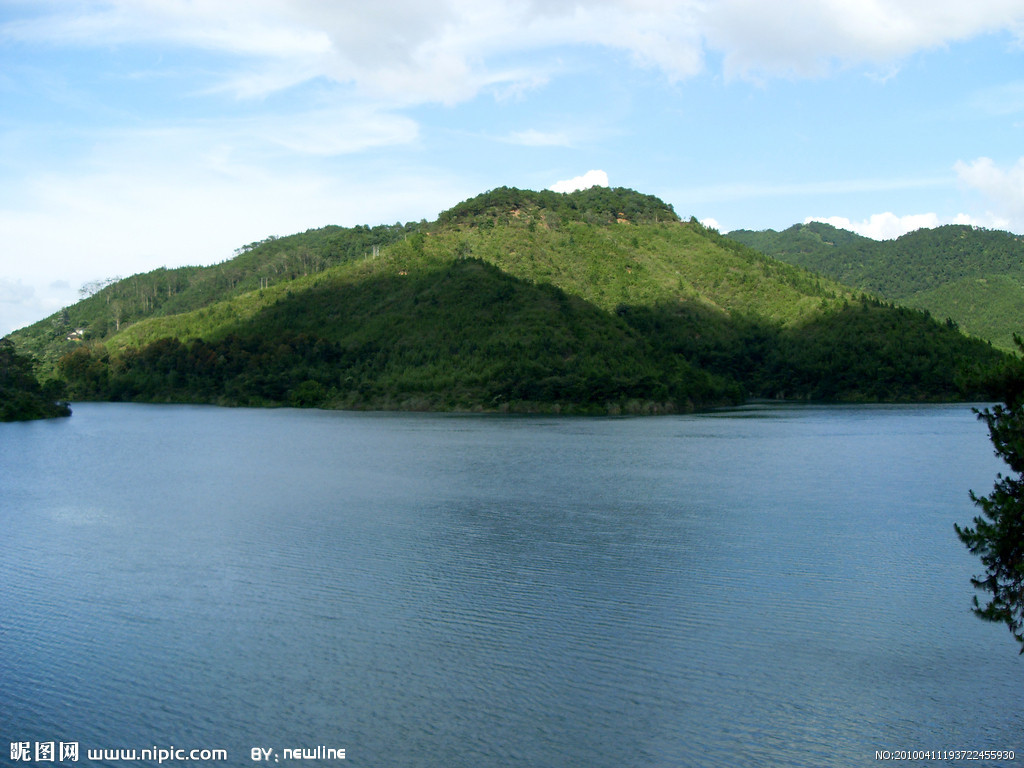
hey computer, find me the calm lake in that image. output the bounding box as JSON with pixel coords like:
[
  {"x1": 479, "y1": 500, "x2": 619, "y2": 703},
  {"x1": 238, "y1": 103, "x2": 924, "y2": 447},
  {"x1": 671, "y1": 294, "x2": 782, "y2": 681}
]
[{"x1": 1, "y1": 402, "x2": 1021, "y2": 766}]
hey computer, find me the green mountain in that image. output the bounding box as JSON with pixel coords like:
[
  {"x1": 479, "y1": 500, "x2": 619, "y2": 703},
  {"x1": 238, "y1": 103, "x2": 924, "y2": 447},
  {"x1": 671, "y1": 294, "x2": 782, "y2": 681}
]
[
  {"x1": 15, "y1": 220, "x2": 422, "y2": 374},
  {"x1": 10, "y1": 187, "x2": 1006, "y2": 413},
  {"x1": 727, "y1": 222, "x2": 1024, "y2": 351}
]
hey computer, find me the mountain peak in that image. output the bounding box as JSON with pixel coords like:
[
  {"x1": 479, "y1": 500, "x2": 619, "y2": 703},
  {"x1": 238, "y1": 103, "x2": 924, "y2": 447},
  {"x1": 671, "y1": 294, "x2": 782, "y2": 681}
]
[{"x1": 437, "y1": 186, "x2": 679, "y2": 228}]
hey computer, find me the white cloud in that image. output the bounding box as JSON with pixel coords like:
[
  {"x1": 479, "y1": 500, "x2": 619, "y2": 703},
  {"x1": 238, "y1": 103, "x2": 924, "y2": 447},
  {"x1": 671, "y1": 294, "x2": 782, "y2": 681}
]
[
  {"x1": 805, "y1": 210, "x2": 1001, "y2": 240},
  {"x1": 549, "y1": 170, "x2": 610, "y2": 193},
  {"x1": 2, "y1": 1, "x2": 333, "y2": 57},
  {"x1": 954, "y1": 156, "x2": 1024, "y2": 232},
  {"x1": 9, "y1": 0, "x2": 1024, "y2": 105},
  {"x1": 0, "y1": 127, "x2": 472, "y2": 334},
  {"x1": 701, "y1": 0, "x2": 1024, "y2": 79},
  {"x1": 5, "y1": 1, "x2": 1024, "y2": 330},
  {"x1": 806, "y1": 212, "x2": 941, "y2": 239},
  {"x1": 0, "y1": 1, "x2": 552, "y2": 105}
]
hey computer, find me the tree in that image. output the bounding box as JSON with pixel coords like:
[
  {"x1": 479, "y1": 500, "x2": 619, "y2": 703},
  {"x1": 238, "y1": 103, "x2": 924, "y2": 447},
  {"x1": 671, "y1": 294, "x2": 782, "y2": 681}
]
[
  {"x1": 0, "y1": 338, "x2": 71, "y2": 421},
  {"x1": 955, "y1": 337, "x2": 1024, "y2": 652}
]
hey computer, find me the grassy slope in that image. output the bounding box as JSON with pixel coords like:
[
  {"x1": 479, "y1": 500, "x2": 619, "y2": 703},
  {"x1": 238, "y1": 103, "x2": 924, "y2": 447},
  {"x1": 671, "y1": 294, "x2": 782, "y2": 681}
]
[
  {"x1": 436, "y1": 188, "x2": 854, "y2": 322},
  {"x1": 445, "y1": 219, "x2": 852, "y2": 323},
  {"x1": 104, "y1": 202, "x2": 857, "y2": 351}
]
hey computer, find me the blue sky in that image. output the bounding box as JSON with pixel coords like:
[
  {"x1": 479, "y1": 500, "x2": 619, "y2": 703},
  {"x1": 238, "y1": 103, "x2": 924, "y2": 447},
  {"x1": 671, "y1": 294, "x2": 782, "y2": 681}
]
[{"x1": 2, "y1": 1, "x2": 1024, "y2": 335}]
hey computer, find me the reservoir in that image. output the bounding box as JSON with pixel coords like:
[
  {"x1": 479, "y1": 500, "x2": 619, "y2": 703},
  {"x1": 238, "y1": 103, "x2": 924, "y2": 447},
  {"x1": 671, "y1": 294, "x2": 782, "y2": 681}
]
[{"x1": 1, "y1": 403, "x2": 1021, "y2": 766}]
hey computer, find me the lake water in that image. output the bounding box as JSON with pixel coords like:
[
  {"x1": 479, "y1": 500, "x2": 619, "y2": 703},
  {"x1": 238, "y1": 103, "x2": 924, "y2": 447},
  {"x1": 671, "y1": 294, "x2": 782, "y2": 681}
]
[{"x1": 1, "y1": 402, "x2": 1021, "y2": 767}]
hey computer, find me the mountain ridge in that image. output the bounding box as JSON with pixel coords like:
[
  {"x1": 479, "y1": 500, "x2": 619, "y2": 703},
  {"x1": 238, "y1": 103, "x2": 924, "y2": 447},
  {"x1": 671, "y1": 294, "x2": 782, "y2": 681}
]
[
  {"x1": 8, "y1": 187, "x2": 1007, "y2": 413},
  {"x1": 727, "y1": 221, "x2": 1024, "y2": 350}
]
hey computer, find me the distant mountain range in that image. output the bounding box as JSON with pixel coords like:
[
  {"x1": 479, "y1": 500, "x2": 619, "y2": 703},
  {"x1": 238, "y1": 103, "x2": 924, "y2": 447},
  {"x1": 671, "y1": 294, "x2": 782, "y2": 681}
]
[
  {"x1": 7, "y1": 187, "x2": 1006, "y2": 414},
  {"x1": 727, "y1": 221, "x2": 1024, "y2": 352}
]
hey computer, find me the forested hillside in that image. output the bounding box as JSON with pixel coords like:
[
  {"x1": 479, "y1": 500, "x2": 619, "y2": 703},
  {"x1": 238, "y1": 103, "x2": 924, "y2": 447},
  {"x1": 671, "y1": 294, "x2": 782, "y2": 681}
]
[
  {"x1": 13, "y1": 221, "x2": 423, "y2": 374},
  {"x1": 727, "y1": 222, "x2": 1024, "y2": 350},
  {"x1": 9, "y1": 187, "x2": 1007, "y2": 413},
  {"x1": 0, "y1": 339, "x2": 70, "y2": 421}
]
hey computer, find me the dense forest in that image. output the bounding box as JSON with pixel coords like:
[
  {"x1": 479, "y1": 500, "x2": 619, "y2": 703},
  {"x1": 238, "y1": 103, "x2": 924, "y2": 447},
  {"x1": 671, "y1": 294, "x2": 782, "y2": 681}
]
[
  {"x1": 0, "y1": 338, "x2": 71, "y2": 421},
  {"x1": 9, "y1": 187, "x2": 1009, "y2": 414},
  {"x1": 57, "y1": 259, "x2": 737, "y2": 413},
  {"x1": 727, "y1": 222, "x2": 1024, "y2": 351}
]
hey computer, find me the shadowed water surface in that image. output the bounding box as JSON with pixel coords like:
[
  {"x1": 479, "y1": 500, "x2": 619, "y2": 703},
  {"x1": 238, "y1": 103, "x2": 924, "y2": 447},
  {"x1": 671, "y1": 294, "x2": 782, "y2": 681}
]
[{"x1": 1, "y1": 403, "x2": 1021, "y2": 766}]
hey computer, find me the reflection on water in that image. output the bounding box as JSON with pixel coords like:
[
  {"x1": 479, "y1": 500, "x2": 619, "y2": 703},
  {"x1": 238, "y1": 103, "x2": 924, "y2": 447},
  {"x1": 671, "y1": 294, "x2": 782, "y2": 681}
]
[{"x1": 1, "y1": 403, "x2": 1020, "y2": 767}]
